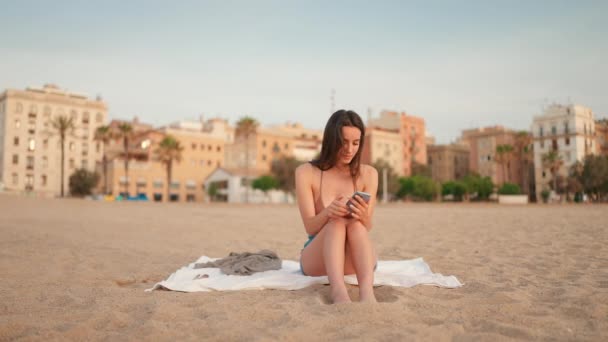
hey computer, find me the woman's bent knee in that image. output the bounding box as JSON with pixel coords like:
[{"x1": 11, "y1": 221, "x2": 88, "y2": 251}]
[{"x1": 346, "y1": 220, "x2": 368, "y2": 237}]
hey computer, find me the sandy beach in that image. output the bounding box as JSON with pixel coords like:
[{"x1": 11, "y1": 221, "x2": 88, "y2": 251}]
[{"x1": 0, "y1": 194, "x2": 606, "y2": 341}]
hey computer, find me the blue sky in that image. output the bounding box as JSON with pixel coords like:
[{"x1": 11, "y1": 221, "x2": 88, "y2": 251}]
[{"x1": 1, "y1": 0, "x2": 606, "y2": 143}]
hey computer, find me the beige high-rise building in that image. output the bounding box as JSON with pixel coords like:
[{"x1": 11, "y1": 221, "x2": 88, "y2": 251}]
[
  {"x1": 360, "y1": 127, "x2": 404, "y2": 176},
  {"x1": 596, "y1": 119, "x2": 608, "y2": 156},
  {"x1": 459, "y1": 126, "x2": 521, "y2": 186},
  {"x1": 0, "y1": 84, "x2": 107, "y2": 196},
  {"x1": 270, "y1": 122, "x2": 323, "y2": 161},
  {"x1": 427, "y1": 144, "x2": 470, "y2": 183},
  {"x1": 531, "y1": 104, "x2": 597, "y2": 200},
  {"x1": 224, "y1": 127, "x2": 295, "y2": 173},
  {"x1": 103, "y1": 118, "x2": 225, "y2": 202},
  {"x1": 368, "y1": 110, "x2": 427, "y2": 176}
]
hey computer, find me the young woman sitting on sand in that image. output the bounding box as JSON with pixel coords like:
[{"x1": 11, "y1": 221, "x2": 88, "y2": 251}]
[{"x1": 296, "y1": 109, "x2": 379, "y2": 304}]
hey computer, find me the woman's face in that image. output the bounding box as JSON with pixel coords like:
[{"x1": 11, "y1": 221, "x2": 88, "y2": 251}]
[{"x1": 338, "y1": 126, "x2": 361, "y2": 165}]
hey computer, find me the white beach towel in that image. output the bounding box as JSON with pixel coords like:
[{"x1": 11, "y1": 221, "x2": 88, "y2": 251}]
[{"x1": 146, "y1": 256, "x2": 463, "y2": 292}]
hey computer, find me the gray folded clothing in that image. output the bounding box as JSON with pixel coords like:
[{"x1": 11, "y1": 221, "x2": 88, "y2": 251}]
[{"x1": 194, "y1": 250, "x2": 282, "y2": 276}]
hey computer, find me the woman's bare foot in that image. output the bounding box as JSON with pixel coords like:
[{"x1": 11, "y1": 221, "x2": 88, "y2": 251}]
[
  {"x1": 359, "y1": 288, "x2": 377, "y2": 303},
  {"x1": 331, "y1": 286, "x2": 352, "y2": 304}
]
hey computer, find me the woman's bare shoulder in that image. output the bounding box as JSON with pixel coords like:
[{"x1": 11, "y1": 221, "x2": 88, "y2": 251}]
[
  {"x1": 360, "y1": 164, "x2": 379, "y2": 180},
  {"x1": 295, "y1": 162, "x2": 315, "y2": 180}
]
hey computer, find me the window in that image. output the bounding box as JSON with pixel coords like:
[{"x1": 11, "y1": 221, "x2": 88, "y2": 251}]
[
  {"x1": 41, "y1": 175, "x2": 47, "y2": 187},
  {"x1": 216, "y1": 146, "x2": 221, "y2": 152},
  {"x1": 207, "y1": 145, "x2": 212, "y2": 151},
  {"x1": 26, "y1": 156, "x2": 34, "y2": 170},
  {"x1": 30, "y1": 104, "x2": 38, "y2": 114},
  {"x1": 542, "y1": 171, "x2": 546, "y2": 178},
  {"x1": 539, "y1": 126, "x2": 544, "y2": 137},
  {"x1": 262, "y1": 140, "x2": 267, "y2": 147},
  {"x1": 12, "y1": 155, "x2": 18, "y2": 165},
  {"x1": 170, "y1": 181, "x2": 180, "y2": 189},
  {"x1": 43, "y1": 139, "x2": 48, "y2": 149},
  {"x1": 15, "y1": 120, "x2": 20, "y2": 129},
  {"x1": 551, "y1": 126, "x2": 556, "y2": 135},
  {"x1": 26, "y1": 175, "x2": 34, "y2": 189},
  {"x1": 207, "y1": 160, "x2": 212, "y2": 166},
  {"x1": 565, "y1": 137, "x2": 570, "y2": 145},
  {"x1": 28, "y1": 139, "x2": 35, "y2": 151},
  {"x1": 564, "y1": 122, "x2": 569, "y2": 134},
  {"x1": 153, "y1": 180, "x2": 163, "y2": 188},
  {"x1": 42, "y1": 156, "x2": 48, "y2": 168},
  {"x1": 192, "y1": 143, "x2": 197, "y2": 150},
  {"x1": 272, "y1": 142, "x2": 280, "y2": 153},
  {"x1": 552, "y1": 139, "x2": 558, "y2": 151},
  {"x1": 13, "y1": 137, "x2": 19, "y2": 146},
  {"x1": 28, "y1": 129, "x2": 35, "y2": 135},
  {"x1": 69, "y1": 159, "x2": 75, "y2": 168},
  {"x1": 262, "y1": 154, "x2": 267, "y2": 161},
  {"x1": 16, "y1": 102, "x2": 23, "y2": 113},
  {"x1": 82, "y1": 112, "x2": 89, "y2": 124},
  {"x1": 12, "y1": 173, "x2": 18, "y2": 185}
]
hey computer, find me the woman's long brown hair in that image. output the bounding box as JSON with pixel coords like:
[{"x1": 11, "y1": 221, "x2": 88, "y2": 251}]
[{"x1": 311, "y1": 109, "x2": 366, "y2": 180}]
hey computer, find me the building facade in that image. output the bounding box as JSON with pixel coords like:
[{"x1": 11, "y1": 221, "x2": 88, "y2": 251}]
[
  {"x1": 0, "y1": 84, "x2": 107, "y2": 196},
  {"x1": 596, "y1": 119, "x2": 608, "y2": 156},
  {"x1": 103, "y1": 118, "x2": 225, "y2": 202},
  {"x1": 531, "y1": 104, "x2": 597, "y2": 200},
  {"x1": 427, "y1": 144, "x2": 470, "y2": 183},
  {"x1": 459, "y1": 126, "x2": 522, "y2": 186},
  {"x1": 367, "y1": 110, "x2": 427, "y2": 176},
  {"x1": 360, "y1": 127, "x2": 404, "y2": 176}
]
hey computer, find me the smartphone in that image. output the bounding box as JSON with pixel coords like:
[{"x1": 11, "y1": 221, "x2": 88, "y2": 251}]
[{"x1": 346, "y1": 191, "x2": 371, "y2": 213}]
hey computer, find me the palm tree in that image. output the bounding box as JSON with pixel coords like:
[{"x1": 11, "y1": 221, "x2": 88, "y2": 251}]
[
  {"x1": 94, "y1": 125, "x2": 113, "y2": 195},
  {"x1": 115, "y1": 123, "x2": 134, "y2": 196},
  {"x1": 542, "y1": 150, "x2": 564, "y2": 193},
  {"x1": 235, "y1": 116, "x2": 259, "y2": 203},
  {"x1": 155, "y1": 135, "x2": 184, "y2": 202},
  {"x1": 514, "y1": 131, "x2": 533, "y2": 194},
  {"x1": 495, "y1": 144, "x2": 514, "y2": 184},
  {"x1": 48, "y1": 115, "x2": 76, "y2": 197}
]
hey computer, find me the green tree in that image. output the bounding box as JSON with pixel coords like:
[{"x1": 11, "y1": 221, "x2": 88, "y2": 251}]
[
  {"x1": 115, "y1": 123, "x2": 134, "y2": 196},
  {"x1": 498, "y1": 182, "x2": 521, "y2": 195},
  {"x1": 462, "y1": 173, "x2": 494, "y2": 201},
  {"x1": 580, "y1": 155, "x2": 608, "y2": 201},
  {"x1": 252, "y1": 175, "x2": 279, "y2": 201},
  {"x1": 270, "y1": 156, "x2": 302, "y2": 195},
  {"x1": 396, "y1": 177, "x2": 415, "y2": 200},
  {"x1": 69, "y1": 168, "x2": 100, "y2": 197},
  {"x1": 442, "y1": 180, "x2": 467, "y2": 201},
  {"x1": 94, "y1": 125, "x2": 113, "y2": 195},
  {"x1": 542, "y1": 150, "x2": 564, "y2": 194},
  {"x1": 514, "y1": 131, "x2": 533, "y2": 194},
  {"x1": 235, "y1": 116, "x2": 260, "y2": 203},
  {"x1": 495, "y1": 144, "x2": 514, "y2": 184},
  {"x1": 397, "y1": 175, "x2": 439, "y2": 201},
  {"x1": 47, "y1": 115, "x2": 77, "y2": 197},
  {"x1": 155, "y1": 135, "x2": 184, "y2": 202},
  {"x1": 371, "y1": 159, "x2": 400, "y2": 200},
  {"x1": 411, "y1": 161, "x2": 431, "y2": 177},
  {"x1": 207, "y1": 182, "x2": 219, "y2": 202}
]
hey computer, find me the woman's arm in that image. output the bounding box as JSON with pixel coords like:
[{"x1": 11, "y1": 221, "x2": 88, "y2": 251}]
[
  {"x1": 350, "y1": 165, "x2": 379, "y2": 231},
  {"x1": 295, "y1": 164, "x2": 331, "y2": 236}
]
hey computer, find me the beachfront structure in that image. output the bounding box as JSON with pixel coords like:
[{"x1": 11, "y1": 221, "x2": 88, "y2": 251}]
[
  {"x1": 531, "y1": 104, "x2": 597, "y2": 201},
  {"x1": 204, "y1": 167, "x2": 295, "y2": 203},
  {"x1": 269, "y1": 122, "x2": 323, "y2": 162},
  {"x1": 596, "y1": 119, "x2": 608, "y2": 156},
  {"x1": 367, "y1": 110, "x2": 427, "y2": 176},
  {"x1": 360, "y1": 127, "x2": 404, "y2": 176},
  {"x1": 0, "y1": 84, "x2": 107, "y2": 196},
  {"x1": 458, "y1": 126, "x2": 522, "y2": 186},
  {"x1": 224, "y1": 127, "x2": 296, "y2": 173},
  {"x1": 102, "y1": 118, "x2": 226, "y2": 202},
  {"x1": 427, "y1": 143, "x2": 470, "y2": 183}
]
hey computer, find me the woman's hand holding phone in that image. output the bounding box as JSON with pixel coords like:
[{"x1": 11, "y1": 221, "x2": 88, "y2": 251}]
[
  {"x1": 348, "y1": 193, "x2": 371, "y2": 228},
  {"x1": 324, "y1": 195, "x2": 350, "y2": 219}
]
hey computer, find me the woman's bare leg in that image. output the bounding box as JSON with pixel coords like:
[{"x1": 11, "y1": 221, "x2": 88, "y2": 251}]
[
  {"x1": 346, "y1": 220, "x2": 377, "y2": 303},
  {"x1": 323, "y1": 218, "x2": 350, "y2": 304}
]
